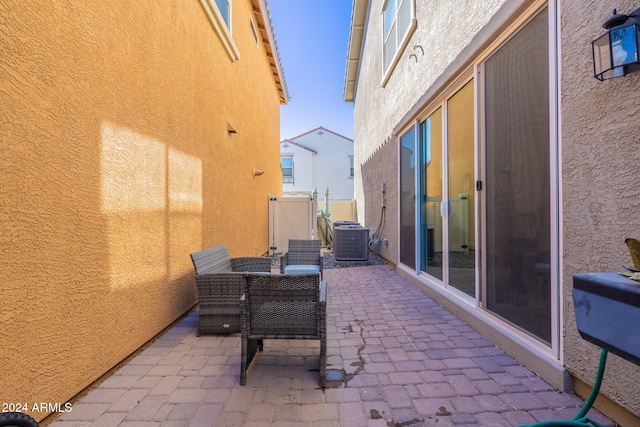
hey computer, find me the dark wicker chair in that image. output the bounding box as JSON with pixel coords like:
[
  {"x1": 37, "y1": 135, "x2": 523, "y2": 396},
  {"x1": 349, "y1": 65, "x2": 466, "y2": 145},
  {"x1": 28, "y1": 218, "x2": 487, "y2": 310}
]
[
  {"x1": 280, "y1": 239, "x2": 323, "y2": 277},
  {"x1": 190, "y1": 244, "x2": 271, "y2": 335},
  {"x1": 240, "y1": 273, "x2": 327, "y2": 388}
]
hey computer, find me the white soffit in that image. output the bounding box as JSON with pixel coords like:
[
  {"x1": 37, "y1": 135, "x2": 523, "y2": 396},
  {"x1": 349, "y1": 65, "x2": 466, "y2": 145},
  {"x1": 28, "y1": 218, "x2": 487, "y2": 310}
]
[{"x1": 344, "y1": 0, "x2": 369, "y2": 102}]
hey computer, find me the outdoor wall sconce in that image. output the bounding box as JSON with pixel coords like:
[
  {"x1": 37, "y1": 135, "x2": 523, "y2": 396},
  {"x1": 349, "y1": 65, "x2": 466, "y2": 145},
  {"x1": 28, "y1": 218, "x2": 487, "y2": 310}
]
[
  {"x1": 593, "y1": 7, "x2": 640, "y2": 80},
  {"x1": 253, "y1": 168, "x2": 264, "y2": 177}
]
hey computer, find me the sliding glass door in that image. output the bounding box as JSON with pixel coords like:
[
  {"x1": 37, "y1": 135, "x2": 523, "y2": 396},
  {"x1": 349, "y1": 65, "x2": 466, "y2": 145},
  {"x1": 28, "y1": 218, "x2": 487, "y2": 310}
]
[
  {"x1": 416, "y1": 79, "x2": 475, "y2": 298},
  {"x1": 399, "y1": 127, "x2": 416, "y2": 269},
  {"x1": 446, "y1": 81, "x2": 475, "y2": 297},
  {"x1": 402, "y1": 4, "x2": 554, "y2": 346},
  {"x1": 483, "y1": 8, "x2": 551, "y2": 343},
  {"x1": 420, "y1": 108, "x2": 442, "y2": 280}
]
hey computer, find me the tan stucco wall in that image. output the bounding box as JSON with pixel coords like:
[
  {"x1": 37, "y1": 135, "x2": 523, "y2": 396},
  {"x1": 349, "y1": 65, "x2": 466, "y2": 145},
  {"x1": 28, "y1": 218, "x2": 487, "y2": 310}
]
[
  {"x1": 561, "y1": 0, "x2": 640, "y2": 420},
  {"x1": 0, "y1": 0, "x2": 282, "y2": 421},
  {"x1": 351, "y1": 0, "x2": 640, "y2": 422},
  {"x1": 362, "y1": 139, "x2": 398, "y2": 263}
]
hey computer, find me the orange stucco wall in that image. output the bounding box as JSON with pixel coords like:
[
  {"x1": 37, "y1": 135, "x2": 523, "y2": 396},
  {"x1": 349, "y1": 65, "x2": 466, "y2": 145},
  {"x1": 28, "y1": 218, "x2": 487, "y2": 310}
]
[{"x1": 0, "y1": 0, "x2": 282, "y2": 420}]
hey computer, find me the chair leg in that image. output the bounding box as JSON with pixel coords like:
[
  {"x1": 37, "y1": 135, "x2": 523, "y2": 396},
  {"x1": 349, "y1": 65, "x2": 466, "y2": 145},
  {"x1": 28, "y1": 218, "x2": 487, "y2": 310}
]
[
  {"x1": 240, "y1": 337, "x2": 262, "y2": 386},
  {"x1": 240, "y1": 336, "x2": 248, "y2": 386},
  {"x1": 319, "y1": 338, "x2": 327, "y2": 389}
]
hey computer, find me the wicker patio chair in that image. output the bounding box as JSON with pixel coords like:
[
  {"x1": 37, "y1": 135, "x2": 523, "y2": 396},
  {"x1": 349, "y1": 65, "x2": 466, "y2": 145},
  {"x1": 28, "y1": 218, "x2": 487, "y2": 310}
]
[
  {"x1": 190, "y1": 244, "x2": 271, "y2": 335},
  {"x1": 240, "y1": 272, "x2": 327, "y2": 388},
  {"x1": 280, "y1": 239, "x2": 323, "y2": 277}
]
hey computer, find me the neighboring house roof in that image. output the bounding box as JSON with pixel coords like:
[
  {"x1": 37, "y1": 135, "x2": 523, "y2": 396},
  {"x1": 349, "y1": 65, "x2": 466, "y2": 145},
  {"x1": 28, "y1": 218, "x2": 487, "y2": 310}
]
[
  {"x1": 280, "y1": 139, "x2": 317, "y2": 154},
  {"x1": 252, "y1": 0, "x2": 290, "y2": 103},
  {"x1": 286, "y1": 126, "x2": 354, "y2": 143},
  {"x1": 344, "y1": 0, "x2": 369, "y2": 102}
]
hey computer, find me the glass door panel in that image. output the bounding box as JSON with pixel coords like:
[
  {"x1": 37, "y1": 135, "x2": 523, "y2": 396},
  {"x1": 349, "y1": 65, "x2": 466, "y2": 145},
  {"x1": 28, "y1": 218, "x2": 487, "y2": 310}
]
[
  {"x1": 399, "y1": 127, "x2": 416, "y2": 269},
  {"x1": 420, "y1": 108, "x2": 442, "y2": 279},
  {"x1": 447, "y1": 80, "x2": 475, "y2": 297},
  {"x1": 483, "y1": 8, "x2": 551, "y2": 343}
]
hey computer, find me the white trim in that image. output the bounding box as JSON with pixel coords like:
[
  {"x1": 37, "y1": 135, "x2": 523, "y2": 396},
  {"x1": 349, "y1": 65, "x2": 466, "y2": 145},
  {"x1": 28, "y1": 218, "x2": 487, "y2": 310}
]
[
  {"x1": 344, "y1": 0, "x2": 370, "y2": 101},
  {"x1": 553, "y1": 0, "x2": 564, "y2": 366},
  {"x1": 548, "y1": 0, "x2": 561, "y2": 363},
  {"x1": 200, "y1": 0, "x2": 240, "y2": 62},
  {"x1": 381, "y1": 20, "x2": 416, "y2": 87},
  {"x1": 395, "y1": 132, "x2": 401, "y2": 267},
  {"x1": 250, "y1": 15, "x2": 259, "y2": 46},
  {"x1": 476, "y1": 1, "x2": 558, "y2": 360},
  {"x1": 252, "y1": 0, "x2": 290, "y2": 103},
  {"x1": 412, "y1": 119, "x2": 421, "y2": 272},
  {"x1": 473, "y1": 64, "x2": 482, "y2": 311},
  {"x1": 381, "y1": 0, "x2": 416, "y2": 87}
]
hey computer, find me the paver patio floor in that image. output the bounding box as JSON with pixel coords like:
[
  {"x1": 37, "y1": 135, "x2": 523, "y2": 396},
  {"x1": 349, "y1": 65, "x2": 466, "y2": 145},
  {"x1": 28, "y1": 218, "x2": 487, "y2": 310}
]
[{"x1": 47, "y1": 264, "x2": 614, "y2": 426}]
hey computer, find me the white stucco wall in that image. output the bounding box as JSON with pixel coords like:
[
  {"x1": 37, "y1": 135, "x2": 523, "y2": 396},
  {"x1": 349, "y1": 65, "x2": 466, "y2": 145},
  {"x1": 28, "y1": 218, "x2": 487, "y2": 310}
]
[
  {"x1": 281, "y1": 127, "x2": 354, "y2": 199},
  {"x1": 280, "y1": 142, "x2": 314, "y2": 194}
]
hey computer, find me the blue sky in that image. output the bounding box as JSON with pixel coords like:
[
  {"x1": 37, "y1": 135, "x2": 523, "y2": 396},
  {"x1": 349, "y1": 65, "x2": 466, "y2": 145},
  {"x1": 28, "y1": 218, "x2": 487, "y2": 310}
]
[{"x1": 268, "y1": 0, "x2": 354, "y2": 141}]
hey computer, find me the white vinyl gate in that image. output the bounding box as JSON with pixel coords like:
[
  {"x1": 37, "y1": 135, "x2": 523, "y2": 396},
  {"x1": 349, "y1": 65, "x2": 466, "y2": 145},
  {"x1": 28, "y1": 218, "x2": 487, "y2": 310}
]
[{"x1": 268, "y1": 195, "x2": 317, "y2": 255}]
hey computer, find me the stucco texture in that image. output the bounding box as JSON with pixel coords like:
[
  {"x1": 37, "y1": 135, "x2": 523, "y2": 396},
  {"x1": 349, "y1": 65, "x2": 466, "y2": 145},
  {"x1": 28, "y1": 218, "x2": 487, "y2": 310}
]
[
  {"x1": 0, "y1": 0, "x2": 282, "y2": 421},
  {"x1": 350, "y1": 0, "x2": 640, "y2": 421},
  {"x1": 362, "y1": 139, "x2": 398, "y2": 264},
  {"x1": 353, "y1": 0, "x2": 505, "y2": 229},
  {"x1": 561, "y1": 0, "x2": 640, "y2": 418}
]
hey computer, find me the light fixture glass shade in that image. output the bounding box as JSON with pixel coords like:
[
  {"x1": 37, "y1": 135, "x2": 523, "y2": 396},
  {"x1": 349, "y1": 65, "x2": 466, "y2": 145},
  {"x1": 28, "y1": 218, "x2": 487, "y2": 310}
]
[
  {"x1": 593, "y1": 23, "x2": 640, "y2": 80},
  {"x1": 593, "y1": 32, "x2": 612, "y2": 79}
]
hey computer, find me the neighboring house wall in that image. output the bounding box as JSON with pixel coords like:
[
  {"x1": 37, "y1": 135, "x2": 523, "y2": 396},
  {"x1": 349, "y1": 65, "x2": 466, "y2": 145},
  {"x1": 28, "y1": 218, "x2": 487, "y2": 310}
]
[
  {"x1": 346, "y1": 0, "x2": 640, "y2": 423},
  {"x1": 281, "y1": 141, "x2": 316, "y2": 194},
  {"x1": 281, "y1": 127, "x2": 355, "y2": 200},
  {"x1": 0, "y1": 0, "x2": 287, "y2": 421}
]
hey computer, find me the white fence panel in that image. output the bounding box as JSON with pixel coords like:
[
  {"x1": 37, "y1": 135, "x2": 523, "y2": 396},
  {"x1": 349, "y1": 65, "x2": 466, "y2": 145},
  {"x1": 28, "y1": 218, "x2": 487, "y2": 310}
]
[{"x1": 268, "y1": 195, "x2": 317, "y2": 254}]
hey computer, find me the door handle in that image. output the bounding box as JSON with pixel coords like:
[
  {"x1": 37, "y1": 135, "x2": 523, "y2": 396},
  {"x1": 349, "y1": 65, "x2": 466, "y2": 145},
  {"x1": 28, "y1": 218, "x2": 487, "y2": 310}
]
[{"x1": 440, "y1": 201, "x2": 452, "y2": 217}]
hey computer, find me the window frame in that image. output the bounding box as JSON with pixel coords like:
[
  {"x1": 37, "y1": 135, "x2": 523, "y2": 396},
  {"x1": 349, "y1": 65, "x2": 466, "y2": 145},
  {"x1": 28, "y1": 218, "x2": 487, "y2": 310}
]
[
  {"x1": 381, "y1": 0, "x2": 417, "y2": 86},
  {"x1": 281, "y1": 156, "x2": 294, "y2": 183},
  {"x1": 349, "y1": 156, "x2": 355, "y2": 178},
  {"x1": 200, "y1": 0, "x2": 240, "y2": 61},
  {"x1": 215, "y1": 0, "x2": 232, "y2": 30},
  {"x1": 250, "y1": 15, "x2": 259, "y2": 46}
]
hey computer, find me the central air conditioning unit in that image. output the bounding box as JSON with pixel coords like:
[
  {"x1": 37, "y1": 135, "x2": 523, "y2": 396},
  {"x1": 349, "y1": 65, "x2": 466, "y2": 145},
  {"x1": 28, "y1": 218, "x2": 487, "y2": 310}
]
[
  {"x1": 332, "y1": 220, "x2": 359, "y2": 237},
  {"x1": 334, "y1": 225, "x2": 369, "y2": 261}
]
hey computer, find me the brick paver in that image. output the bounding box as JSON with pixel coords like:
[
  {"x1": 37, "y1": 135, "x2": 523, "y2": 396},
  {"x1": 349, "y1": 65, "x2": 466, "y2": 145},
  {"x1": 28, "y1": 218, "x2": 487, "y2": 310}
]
[{"x1": 47, "y1": 265, "x2": 615, "y2": 426}]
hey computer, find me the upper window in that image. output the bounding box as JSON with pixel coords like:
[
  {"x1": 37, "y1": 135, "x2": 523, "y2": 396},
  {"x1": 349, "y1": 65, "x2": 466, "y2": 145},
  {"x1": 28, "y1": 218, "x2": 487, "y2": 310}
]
[
  {"x1": 382, "y1": 0, "x2": 416, "y2": 84},
  {"x1": 200, "y1": 0, "x2": 239, "y2": 61},
  {"x1": 250, "y1": 16, "x2": 259, "y2": 45},
  {"x1": 281, "y1": 157, "x2": 294, "y2": 183},
  {"x1": 215, "y1": 0, "x2": 231, "y2": 30},
  {"x1": 349, "y1": 157, "x2": 354, "y2": 178}
]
